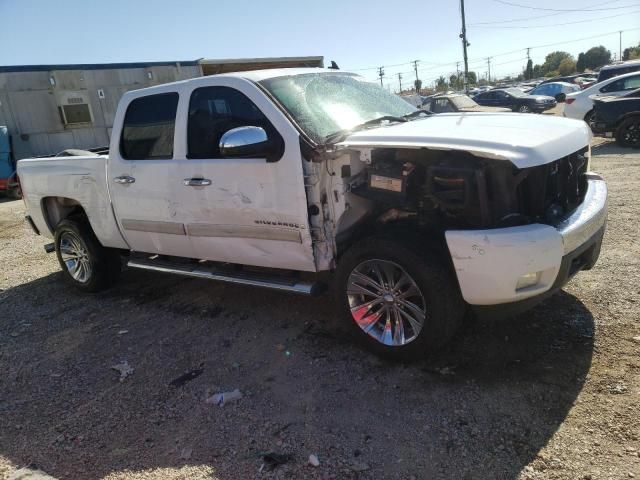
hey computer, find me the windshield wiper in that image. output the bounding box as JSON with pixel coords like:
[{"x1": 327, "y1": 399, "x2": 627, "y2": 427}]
[
  {"x1": 402, "y1": 109, "x2": 433, "y2": 120},
  {"x1": 324, "y1": 115, "x2": 408, "y2": 144}
]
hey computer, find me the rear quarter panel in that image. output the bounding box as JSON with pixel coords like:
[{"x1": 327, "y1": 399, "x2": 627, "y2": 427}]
[{"x1": 17, "y1": 155, "x2": 129, "y2": 249}]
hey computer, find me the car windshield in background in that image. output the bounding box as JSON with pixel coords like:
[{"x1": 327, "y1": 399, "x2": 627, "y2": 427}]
[
  {"x1": 505, "y1": 88, "x2": 527, "y2": 98},
  {"x1": 259, "y1": 73, "x2": 416, "y2": 144},
  {"x1": 450, "y1": 95, "x2": 478, "y2": 109}
]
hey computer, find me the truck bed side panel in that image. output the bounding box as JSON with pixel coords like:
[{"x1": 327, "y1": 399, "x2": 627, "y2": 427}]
[{"x1": 17, "y1": 155, "x2": 129, "y2": 249}]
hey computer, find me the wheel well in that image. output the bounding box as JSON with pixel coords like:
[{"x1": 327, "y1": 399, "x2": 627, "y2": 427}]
[
  {"x1": 617, "y1": 112, "x2": 640, "y2": 126},
  {"x1": 41, "y1": 197, "x2": 88, "y2": 234},
  {"x1": 336, "y1": 219, "x2": 449, "y2": 261},
  {"x1": 584, "y1": 109, "x2": 594, "y2": 121}
]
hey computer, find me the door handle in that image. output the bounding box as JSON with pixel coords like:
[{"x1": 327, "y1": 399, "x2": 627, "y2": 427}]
[
  {"x1": 183, "y1": 178, "x2": 212, "y2": 187},
  {"x1": 114, "y1": 175, "x2": 135, "y2": 184}
]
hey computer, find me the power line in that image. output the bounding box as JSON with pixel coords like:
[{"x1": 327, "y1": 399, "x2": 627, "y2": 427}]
[
  {"x1": 469, "y1": 0, "x2": 627, "y2": 24},
  {"x1": 351, "y1": 27, "x2": 640, "y2": 85},
  {"x1": 491, "y1": 0, "x2": 640, "y2": 11},
  {"x1": 470, "y1": 8, "x2": 640, "y2": 28}
]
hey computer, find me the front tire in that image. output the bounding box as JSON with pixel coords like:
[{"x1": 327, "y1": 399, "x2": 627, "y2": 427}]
[
  {"x1": 334, "y1": 238, "x2": 465, "y2": 360},
  {"x1": 517, "y1": 104, "x2": 531, "y2": 113},
  {"x1": 54, "y1": 218, "x2": 121, "y2": 292},
  {"x1": 615, "y1": 116, "x2": 640, "y2": 148},
  {"x1": 584, "y1": 110, "x2": 595, "y2": 125}
]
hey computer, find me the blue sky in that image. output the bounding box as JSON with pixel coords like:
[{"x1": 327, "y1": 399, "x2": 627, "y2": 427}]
[{"x1": 1, "y1": 0, "x2": 639, "y2": 90}]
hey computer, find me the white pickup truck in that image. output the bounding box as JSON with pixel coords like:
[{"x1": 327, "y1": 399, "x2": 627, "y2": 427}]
[{"x1": 18, "y1": 68, "x2": 608, "y2": 359}]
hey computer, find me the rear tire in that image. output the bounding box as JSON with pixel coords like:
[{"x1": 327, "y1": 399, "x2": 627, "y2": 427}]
[
  {"x1": 334, "y1": 237, "x2": 465, "y2": 361},
  {"x1": 54, "y1": 217, "x2": 121, "y2": 292},
  {"x1": 517, "y1": 104, "x2": 531, "y2": 113},
  {"x1": 615, "y1": 116, "x2": 640, "y2": 148}
]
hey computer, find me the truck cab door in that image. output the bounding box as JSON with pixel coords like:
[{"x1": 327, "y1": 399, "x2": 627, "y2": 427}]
[
  {"x1": 171, "y1": 79, "x2": 315, "y2": 272},
  {"x1": 108, "y1": 91, "x2": 199, "y2": 258}
]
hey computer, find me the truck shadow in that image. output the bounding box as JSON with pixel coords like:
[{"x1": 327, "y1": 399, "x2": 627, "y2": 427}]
[{"x1": 0, "y1": 269, "x2": 594, "y2": 479}]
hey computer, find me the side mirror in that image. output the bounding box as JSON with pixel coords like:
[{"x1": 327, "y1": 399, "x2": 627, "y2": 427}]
[
  {"x1": 556, "y1": 93, "x2": 566, "y2": 103},
  {"x1": 219, "y1": 126, "x2": 276, "y2": 160}
]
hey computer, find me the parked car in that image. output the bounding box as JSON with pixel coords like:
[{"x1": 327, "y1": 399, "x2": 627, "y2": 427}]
[
  {"x1": 473, "y1": 88, "x2": 556, "y2": 113},
  {"x1": 564, "y1": 71, "x2": 640, "y2": 123},
  {"x1": 592, "y1": 88, "x2": 640, "y2": 148},
  {"x1": 597, "y1": 60, "x2": 640, "y2": 83},
  {"x1": 17, "y1": 69, "x2": 607, "y2": 359},
  {"x1": 528, "y1": 82, "x2": 581, "y2": 102},
  {"x1": 423, "y1": 93, "x2": 511, "y2": 113},
  {"x1": 539, "y1": 74, "x2": 597, "y2": 86},
  {"x1": 400, "y1": 94, "x2": 424, "y2": 108}
]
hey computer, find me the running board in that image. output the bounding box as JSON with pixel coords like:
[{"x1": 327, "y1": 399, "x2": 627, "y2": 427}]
[{"x1": 127, "y1": 258, "x2": 323, "y2": 296}]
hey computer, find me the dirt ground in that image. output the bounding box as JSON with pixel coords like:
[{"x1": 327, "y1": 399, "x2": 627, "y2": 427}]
[{"x1": 0, "y1": 139, "x2": 638, "y2": 480}]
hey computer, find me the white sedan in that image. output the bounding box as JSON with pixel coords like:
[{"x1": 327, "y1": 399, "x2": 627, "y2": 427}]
[{"x1": 564, "y1": 71, "x2": 640, "y2": 123}]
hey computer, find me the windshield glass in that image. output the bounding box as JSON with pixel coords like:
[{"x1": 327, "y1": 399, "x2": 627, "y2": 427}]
[
  {"x1": 450, "y1": 95, "x2": 478, "y2": 108},
  {"x1": 259, "y1": 73, "x2": 416, "y2": 143},
  {"x1": 505, "y1": 87, "x2": 527, "y2": 98}
]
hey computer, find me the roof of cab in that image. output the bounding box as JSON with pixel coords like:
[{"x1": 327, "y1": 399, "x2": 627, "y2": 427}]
[{"x1": 123, "y1": 67, "x2": 355, "y2": 97}]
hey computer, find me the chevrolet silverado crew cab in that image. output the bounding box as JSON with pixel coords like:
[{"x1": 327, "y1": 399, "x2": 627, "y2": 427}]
[{"x1": 18, "y1": 69, "x2": 608, "y2": 359}]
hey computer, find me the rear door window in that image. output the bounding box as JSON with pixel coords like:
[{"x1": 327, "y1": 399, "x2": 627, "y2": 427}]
[{"x1": 120, "y1": 93, "x2": 179, "y2": 160}]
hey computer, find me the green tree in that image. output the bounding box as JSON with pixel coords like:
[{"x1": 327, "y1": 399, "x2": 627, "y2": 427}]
[
  {"x1": 465, "y1": 71, "x2": 477, "y2": 85},
  {"x1": 449, "y1": 74, "x2": 459, "y2": 90},
  {"x1": 533, "y1": 64, "x2": 543, "y2": 77},
  {"x1": 436, "y1": 76, "x2": 448, "y2": 92},
  {"x1": 623, "y1": 43, "x2": 640, "y2": 60},
  {"x1": 525, "y1": 59, "x2": 533, "y2": 80},
  {"x1": 583, "y1": 46, "x2": 611, "y2": 70},
  {"x1": 414, "y1": 79, "x2": 422, "y2": 93},
  {"x1": 558, "y1": 58, "x2": 577, "y2": 76},
  {"x1": 541, "y1": 51, "x2": 573, "y2": 75},
  {"x1": 576, "y1": 53, "x2": 586, "y2": 73}
]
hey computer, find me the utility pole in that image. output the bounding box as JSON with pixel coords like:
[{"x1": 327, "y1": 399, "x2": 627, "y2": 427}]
[
  {"x1": 487, "y1": 57, "x2": 492, "y2": 84},
  {"x1": 397, "y1": 72, "x2": 403, "y2": 93},
  {"x1": 620, "y1": 30, "x2": 623, "y2": 61},
  {"x1": 378, "y1": 66, "x2": 385, "y2": 87},
  {"x1": 459, "y1": 0, "x2": 470, "y2": 91},
  {"x1": 412, "y1": 60, "x2": 420, "y2": 92}
]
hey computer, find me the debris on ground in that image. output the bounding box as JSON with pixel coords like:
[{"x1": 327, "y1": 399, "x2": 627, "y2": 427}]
[
  {"x1": 259, "y1": 452, "x2": 292, "y2": 471},
  {"x1": 205, "y1": 388, "x2": 242, "y2": 406},
  {"x1": 169, "y1": 363, "x2": 204, "y2": 387},
  {"x1": 111, "y1": 361, "x2": 133, "y2": 382},
  {"x1": 117, "y1": 329, "x2": 128, "y2": 335},
  {"x1": 351, "y1": 461, "x2": 370, "y2": 472},
  {"x1": 308, "y1": 453, "x2": 320, "y2": 467},
  {"x1": 180, "y1": 447, "x2": 193, "y2": 460}
]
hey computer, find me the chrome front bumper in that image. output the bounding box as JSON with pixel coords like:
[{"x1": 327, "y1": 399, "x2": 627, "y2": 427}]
[
  {"x1": 445, "y1": 173, "x2": 608, "y2": 306},
  {"x1": 556, "y1": 173, "x2": 608, "y2": 255}
]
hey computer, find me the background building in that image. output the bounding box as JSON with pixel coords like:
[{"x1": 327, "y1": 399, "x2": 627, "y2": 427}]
[{"x1": 0, "y1": 56, "x2": 323, "y2": 160}]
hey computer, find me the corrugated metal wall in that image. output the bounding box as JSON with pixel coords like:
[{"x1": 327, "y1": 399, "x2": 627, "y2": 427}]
[{"x1": 0, "y1": 64, "x2": 201, "y2": 159}]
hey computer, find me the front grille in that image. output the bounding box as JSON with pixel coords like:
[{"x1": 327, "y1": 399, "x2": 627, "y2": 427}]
[{"x1": 517, "y1": 148, "x2": 589, "y2": 224}]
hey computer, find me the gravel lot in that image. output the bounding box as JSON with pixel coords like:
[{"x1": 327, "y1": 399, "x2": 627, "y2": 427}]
[{"x1": 0, "y1": 139, "x2": 638, "y2": 480}]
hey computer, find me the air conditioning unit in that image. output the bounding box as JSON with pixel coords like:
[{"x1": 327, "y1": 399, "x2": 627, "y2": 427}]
[{"x1": 57, "y1": 92, "x2": 93, "y2": 125}]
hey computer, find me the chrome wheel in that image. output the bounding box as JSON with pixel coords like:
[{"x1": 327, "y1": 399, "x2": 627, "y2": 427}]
[
  {"x1": 347, "y1": 259, "x2": 426, "y2": 346},
  {"x1": 59, "y1": 231, "x2": 92, "y2": 283},
  {"x1": 518, "y1": 105, "x2": 531, "y2": 113}
]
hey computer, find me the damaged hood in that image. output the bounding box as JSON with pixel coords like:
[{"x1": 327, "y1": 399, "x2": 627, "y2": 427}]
[{"x1": 338, "y1": 112, "x2": 591, "y2": 169}]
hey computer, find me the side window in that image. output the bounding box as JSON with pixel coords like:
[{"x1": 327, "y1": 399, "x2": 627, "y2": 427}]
[
  {"x1": 600, "y1": 79, "x2": 624, "y2": 94},
  {"x1": 120, "y1": 93, "x2": 179, "y2": 160},
  {"x1": 623, "y1": 76, "x2": 640, "y2": 91},
  {"x1": 187, "y1": 86, "x2": 278, "y2": 159},
  {"x1": 434, "y1": 98, "x2": 454, "y2": 112}
]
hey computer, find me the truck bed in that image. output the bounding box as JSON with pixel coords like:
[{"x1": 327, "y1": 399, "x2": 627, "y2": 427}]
[{"x1": 17, "y1": 155, "x2": 128, "y2": 249}]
